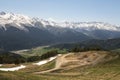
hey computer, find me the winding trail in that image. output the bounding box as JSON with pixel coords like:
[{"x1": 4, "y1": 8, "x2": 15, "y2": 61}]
[
  {"x1": 0, "y1": 51, "x2": 118, "y2": 73},
  {"x1": 35, "y1": 51, "x2": 119, "y2": 74},
  {"x1": 35, "y1": 53, "x2": 72, "y2": 74}
]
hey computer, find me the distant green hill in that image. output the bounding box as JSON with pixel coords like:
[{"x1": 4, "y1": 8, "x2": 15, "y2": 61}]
[{"x1": 49, "y1": 38, "x2": 120, "y2": 51}]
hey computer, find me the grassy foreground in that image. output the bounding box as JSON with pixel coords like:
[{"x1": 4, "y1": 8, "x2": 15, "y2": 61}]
[{"x1": 0, "y1": 51, "x2": 120, "y2": 80}]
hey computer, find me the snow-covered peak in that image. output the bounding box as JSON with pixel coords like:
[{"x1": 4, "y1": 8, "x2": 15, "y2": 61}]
[
  {"x1": 61, "y1": 22, "x2": 119, "y2": 31},
  {"x1": 0, "y1": 12, "x2": 36, "y2": 31},
  {"x1": 0, "y1": 11, "x2": 6, "y2": 15},
  {"x1": 39, "y1": 19, "x2": 57, "y2": 27},
  {"x1": 0, "y1": 12, "x2": 33, "y2": 24},
  {"x1": 0, "y1": 12, "x2": 119, "y2": 32},
  {"x1": 39, "y1": 20, "x2": 120, "y2": 31}
]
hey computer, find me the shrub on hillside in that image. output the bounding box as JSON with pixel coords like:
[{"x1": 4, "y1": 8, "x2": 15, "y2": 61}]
[
  {"x1": 71, "y1": 45, "x2": 103, "y2": 52},
  {"x1": 40, "y1": 50, "x2": 59, "y2": 60},
  {"x1": 0, "y1": 52, "x2": 26, "y2": 64},
  {"x1": 27, "y1": 56, "x2": 41, "y2": 62}
]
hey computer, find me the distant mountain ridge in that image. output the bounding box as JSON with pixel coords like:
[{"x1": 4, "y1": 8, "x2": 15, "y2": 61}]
[
  {"x1": 49, "y1": 38, "x2": 120, "y2": 50},
  {"x1": 0, "y1": 12, "x2": 120, "y2": 32},
  {"x1": 0, "y1": 12, "x2": 120, "y2": 50}
]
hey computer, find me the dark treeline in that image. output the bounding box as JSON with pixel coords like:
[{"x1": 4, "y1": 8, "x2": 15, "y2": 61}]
[
  {"x1": 0, "y1": 45, "x2": 108, "y2": 64},
  {"x1": 0, "y1": 51, "x2": 26, "y2": 64},
  {"x1": 0, "y1": 50, "x2": 60, "y2": 64},
  {"x1": 70, "y1": 45, "x2": 106, "y2": 52},
  {"x1": 49, "y1": 38, "x2": 120, "y2": 51},
  {"x1": 27, "y1": 50, "x2": 59, "y2": 62}
]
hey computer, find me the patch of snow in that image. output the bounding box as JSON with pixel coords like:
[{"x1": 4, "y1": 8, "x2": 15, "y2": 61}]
[
  {"x1": 49, "y1": 56, "x2": 57, "y2": 61},
  {"x1": 0, "y1": 65, "x2": 26, "y2": 71},
  {"x1": 34, "y1": 60, "x2": 48, "y2": 66},
  {"x1": 0, "y1": 64, "x2": 2, "y2": 67},
  {"x1": 58, "y1": 54, "x2": 62, "y2": 56},
  {"x1": 33, "y1": 56, "x2": 57, "y2": 66}
]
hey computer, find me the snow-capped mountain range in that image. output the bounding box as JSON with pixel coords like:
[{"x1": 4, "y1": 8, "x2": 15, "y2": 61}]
[
  {"x1": 0, "y1": 12, "x2": 119, "y2": 32},
  {"x1": 0, "y1": 12, "x2": 120, "y2": 50}
]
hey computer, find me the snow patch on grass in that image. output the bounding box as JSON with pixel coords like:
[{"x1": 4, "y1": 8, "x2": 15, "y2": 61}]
[
  {"x1": 0, "y1": 64, "x2": 2, "y2": 67},
  {"x1": 33, "y1": 56, "x2": 57, "y2": 66},
  {"x1": 0, "y1": 65, "x2": 26, "y2": 71}
]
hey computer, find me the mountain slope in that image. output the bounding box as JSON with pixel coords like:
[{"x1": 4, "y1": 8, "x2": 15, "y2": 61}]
[
  {"x1": 0, "y1": 12, "x2": 120, "y2": 50},
  {"x1": 49, "y1": 38, "x2": 120, "y2": 50}
]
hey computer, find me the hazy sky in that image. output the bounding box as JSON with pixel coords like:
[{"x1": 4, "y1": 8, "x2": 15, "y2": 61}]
[{"x1": 0, "y1": 0, "x2": 120, "y2": 25}]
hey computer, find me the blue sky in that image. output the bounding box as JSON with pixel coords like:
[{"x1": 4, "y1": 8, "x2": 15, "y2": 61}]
[{"x1": 0, "y1": 0, "x2": 120, "y2": 25}]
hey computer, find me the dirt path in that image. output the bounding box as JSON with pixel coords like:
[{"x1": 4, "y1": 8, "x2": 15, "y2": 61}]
[
  {"x1": 35, "y1": 51, "x2": 119, "y2": 74},
  {"x1": 35, "y1": 53, "x2": 70, "y2": 74},
  {"x1": 35, "y1": 53, "x2": 77, "y2": 74},
  {"x1": 55, "y1": 53, "x2": 73, "y2": 69}
]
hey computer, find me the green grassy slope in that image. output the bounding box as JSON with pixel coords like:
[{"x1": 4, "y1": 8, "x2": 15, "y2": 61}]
[
  {"x1": 0, "y1": 51, "x2": 120, "y2": 80},
  {"x1": 20, "y1": 60, "x2": 55, "y2": 73},
  {"x1": 15, "y1": 47, "x2": 67, "y2": 58},
  {"x1": 37, "y1": 56, "x2": 120, "y2": 80}
]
